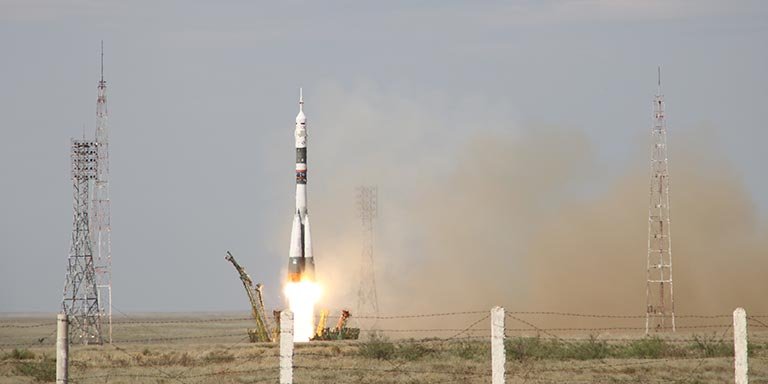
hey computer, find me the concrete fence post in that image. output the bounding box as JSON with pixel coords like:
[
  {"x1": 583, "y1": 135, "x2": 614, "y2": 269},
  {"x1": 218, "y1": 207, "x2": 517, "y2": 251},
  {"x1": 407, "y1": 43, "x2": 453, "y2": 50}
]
[
  {"x1": 734, "y1": 307, "x2": 748, "y2": 384},
  {"x1": 491, "y1": 306, "x2": 505, "y2": 384},
  {"x1": 56, "y1": 313, "x2": 68, "y2": 384},
  {"x1": 280, "y1": 310, "x2": 294, "y2": 384}
]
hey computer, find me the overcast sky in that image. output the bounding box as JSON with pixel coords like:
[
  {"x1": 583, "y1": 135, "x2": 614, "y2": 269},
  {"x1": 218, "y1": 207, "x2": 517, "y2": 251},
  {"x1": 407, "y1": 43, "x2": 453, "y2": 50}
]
[{"x1": 0, "y1": 0, "x2": 766, "y2": 313}]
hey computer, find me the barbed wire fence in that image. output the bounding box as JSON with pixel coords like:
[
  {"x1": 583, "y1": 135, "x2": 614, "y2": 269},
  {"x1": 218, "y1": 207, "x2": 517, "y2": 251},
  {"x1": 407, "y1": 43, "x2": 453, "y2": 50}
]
[{"x1": 0, "y1": 307, "x2": 765, "y2": 383}]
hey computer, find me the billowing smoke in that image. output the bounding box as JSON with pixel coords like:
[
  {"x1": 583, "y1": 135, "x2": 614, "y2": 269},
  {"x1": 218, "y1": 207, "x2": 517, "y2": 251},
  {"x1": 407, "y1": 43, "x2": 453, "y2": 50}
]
[{"x1": 300, "y1": 83, "x2": 767, "y2": 328}]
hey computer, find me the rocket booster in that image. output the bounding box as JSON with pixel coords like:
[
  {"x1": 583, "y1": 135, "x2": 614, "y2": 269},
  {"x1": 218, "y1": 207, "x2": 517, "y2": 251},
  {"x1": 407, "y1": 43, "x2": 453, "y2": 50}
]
[{"x1": 288, "y1": 89, "x2": 315, "y2": 282}]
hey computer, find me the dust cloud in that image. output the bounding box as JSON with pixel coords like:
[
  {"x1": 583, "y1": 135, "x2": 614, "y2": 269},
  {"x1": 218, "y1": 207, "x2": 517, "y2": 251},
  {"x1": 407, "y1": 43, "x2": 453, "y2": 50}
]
[{"x1": 303, "y1": 85, "x2": 767, "y2": 329}]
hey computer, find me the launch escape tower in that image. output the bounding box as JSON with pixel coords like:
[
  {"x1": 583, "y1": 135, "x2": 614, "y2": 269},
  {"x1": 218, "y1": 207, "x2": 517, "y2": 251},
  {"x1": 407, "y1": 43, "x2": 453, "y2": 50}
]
[
  {"x1": 356, "y1": 186, "x2": 380, "y2": 318},
  {"x1": 645, "y1": 68, "x2": 676, "y2": 333},
  {"x1": 62, "y1": 43, "x2": 113, "y2": 344}
]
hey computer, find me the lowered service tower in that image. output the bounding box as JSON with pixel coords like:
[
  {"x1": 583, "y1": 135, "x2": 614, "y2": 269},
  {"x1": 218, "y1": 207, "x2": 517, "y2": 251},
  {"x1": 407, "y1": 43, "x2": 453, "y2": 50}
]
[{"x1": 288, "y1": 89, "x2": 315, "y2": 282}]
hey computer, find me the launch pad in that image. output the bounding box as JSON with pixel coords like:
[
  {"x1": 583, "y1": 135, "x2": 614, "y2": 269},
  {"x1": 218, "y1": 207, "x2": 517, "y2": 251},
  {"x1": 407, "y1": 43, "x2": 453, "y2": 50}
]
[{"x1": 224, "y1": 251, "x2": 359, "y2": 343}]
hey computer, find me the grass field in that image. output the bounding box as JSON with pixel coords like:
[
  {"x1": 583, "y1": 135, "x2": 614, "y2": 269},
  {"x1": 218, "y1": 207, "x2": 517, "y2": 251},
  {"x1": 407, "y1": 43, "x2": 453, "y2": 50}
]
[{"x1": 1, "y1": 313, "x2": 766, "y2": 383}]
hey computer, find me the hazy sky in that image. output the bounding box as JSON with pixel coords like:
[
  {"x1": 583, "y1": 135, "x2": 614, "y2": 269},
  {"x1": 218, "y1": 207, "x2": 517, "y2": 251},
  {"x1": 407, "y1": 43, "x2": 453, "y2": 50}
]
[{"x1": 1, "y1": 0, "x2": 766, "y2": 313}]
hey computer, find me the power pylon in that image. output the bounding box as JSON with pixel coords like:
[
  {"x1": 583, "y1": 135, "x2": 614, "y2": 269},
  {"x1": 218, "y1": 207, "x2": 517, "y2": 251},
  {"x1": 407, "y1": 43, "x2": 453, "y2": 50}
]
[
  {"x1": 356, "y1": 186, "x2": 380, "y2": 318},
  {"x1": 645, "y1": 67, "x2": 676, "y2": 333}
]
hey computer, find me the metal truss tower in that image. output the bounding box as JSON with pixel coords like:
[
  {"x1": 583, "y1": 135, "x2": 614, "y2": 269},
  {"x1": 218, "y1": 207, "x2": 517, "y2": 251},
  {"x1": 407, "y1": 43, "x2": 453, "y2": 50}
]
[
  {"x1": 62, "y1": 42, "x2": 112, "y2": 344},
  {"x1": 92, "y1": 41, "x2": 113, "y2": 343},
  {"x1": 63, "y1": 139, "x2": 102, "y2": 344},
  {"x1": 356, "y1": 186, "x2": 380, "y2": 318},
  {"x1": 645, "y1": 67, "x2": 676, "y2": 333}
]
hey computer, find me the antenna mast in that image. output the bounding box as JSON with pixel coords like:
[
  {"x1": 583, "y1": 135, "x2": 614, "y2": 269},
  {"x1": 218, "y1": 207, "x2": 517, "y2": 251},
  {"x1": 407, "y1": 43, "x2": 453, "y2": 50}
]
[
  {"x1": 93, "y1": 40, "x2": 113, "y2": 343},
  {"x1": 645, "y1": 67, "x2": 676, "y2": 333}
]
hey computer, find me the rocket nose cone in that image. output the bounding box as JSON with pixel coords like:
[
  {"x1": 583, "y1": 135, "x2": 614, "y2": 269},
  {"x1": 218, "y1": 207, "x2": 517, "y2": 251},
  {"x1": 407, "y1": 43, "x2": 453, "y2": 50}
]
[{"x1": 296, "y1": 110, "x2": 306, "y2": 124}]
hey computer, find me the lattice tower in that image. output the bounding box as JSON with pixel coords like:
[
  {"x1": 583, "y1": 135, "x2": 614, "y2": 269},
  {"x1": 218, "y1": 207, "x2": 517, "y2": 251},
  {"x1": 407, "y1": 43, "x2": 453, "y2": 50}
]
[
  {"x1": 92, "y1": 41, "x2": 113, "y2": 342},
  {"x1": 356, "y1": 186, "x2": 380, "y2": 318},
  {"x1": 645, "y1": 67, "x2": 676, "y2": 333},
  {"x1": 62, "y1": 139, "x2": 102, "y2": 344}
]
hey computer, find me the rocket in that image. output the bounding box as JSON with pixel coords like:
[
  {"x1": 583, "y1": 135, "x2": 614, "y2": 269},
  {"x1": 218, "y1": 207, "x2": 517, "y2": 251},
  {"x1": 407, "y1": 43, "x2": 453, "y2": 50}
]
[{"x1": 287, "y1": 89, "x2": 315, "y2": 282}]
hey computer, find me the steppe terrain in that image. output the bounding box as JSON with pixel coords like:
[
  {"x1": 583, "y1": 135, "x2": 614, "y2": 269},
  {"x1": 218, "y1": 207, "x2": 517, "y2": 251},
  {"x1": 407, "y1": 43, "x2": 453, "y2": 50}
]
[{"x1": 1, "y1": 313, "x2": 766, "y2": 383}]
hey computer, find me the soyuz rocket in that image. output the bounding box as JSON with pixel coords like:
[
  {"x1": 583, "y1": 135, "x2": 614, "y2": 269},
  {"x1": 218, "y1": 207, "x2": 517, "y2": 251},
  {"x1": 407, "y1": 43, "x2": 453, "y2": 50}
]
[{"x1": 287, "y1": 89, "x2": 315, "y2": 282}]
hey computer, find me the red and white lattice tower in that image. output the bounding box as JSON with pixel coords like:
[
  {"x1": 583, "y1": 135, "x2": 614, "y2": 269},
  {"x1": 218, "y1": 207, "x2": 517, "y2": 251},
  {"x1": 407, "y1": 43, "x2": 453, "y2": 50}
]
[
  {"x1": 645, "y1": 67, "x2": 676, "y2": 333},
  {"x1": 62, "y1": 42, "x2": 112, "y2": 344},
  {"x1": 92, "y1": 41, "x2": 113, "y2": 342}
]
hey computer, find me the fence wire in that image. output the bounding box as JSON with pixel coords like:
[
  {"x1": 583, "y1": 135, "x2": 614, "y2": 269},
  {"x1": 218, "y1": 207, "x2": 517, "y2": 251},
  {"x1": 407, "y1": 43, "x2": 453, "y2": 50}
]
[{"x1": 1, "y1": 309, "x2": 765, "y2": 383}]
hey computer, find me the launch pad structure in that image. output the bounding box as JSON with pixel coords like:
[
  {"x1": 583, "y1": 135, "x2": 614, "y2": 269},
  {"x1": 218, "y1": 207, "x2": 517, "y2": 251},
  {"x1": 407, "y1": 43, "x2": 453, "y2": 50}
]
[
  {"x1": 645, "y1": 68, "x2": 676, "y2": 333},
  {"x1": 62, "y1": 42, "x2": 113, "y2": 344}
]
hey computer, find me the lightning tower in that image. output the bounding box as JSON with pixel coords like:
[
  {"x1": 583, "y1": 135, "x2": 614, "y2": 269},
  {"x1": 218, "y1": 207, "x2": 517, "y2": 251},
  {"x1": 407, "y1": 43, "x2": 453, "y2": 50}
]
[
  {"x1": 645, "y1": 67, "x2": 676, "y2": 333},
  {"x1": 62, "y1": 42, "x2": 112, "y2": 344},
  {"x1": 63, "y1": 138, "x2": 102, "y2": 344},
  {"x1": 92, "y1": 41, "x2": 113, "y2": 342},
  {"x1": 356, "y1": 186, "x2": 380, "y2": 317}
]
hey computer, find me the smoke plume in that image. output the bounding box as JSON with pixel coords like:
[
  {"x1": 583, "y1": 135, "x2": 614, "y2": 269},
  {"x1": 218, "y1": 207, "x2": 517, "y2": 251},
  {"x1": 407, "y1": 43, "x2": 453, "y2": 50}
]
[{"x1": 303, "y1": 83, "x2": 767, "y2": 328}]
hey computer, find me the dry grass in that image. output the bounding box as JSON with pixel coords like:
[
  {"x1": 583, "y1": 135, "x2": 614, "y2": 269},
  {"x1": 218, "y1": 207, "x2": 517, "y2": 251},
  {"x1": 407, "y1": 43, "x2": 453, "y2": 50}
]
[{"x1": 1, "y1": 314, "x2": 767, "y2": 383}]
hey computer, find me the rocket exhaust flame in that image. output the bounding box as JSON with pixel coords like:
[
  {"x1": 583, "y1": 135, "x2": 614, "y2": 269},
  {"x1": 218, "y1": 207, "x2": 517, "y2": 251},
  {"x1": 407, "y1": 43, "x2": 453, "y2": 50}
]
[{"x1": 284, "y1": 279, "x2": 322, "y2": 342}]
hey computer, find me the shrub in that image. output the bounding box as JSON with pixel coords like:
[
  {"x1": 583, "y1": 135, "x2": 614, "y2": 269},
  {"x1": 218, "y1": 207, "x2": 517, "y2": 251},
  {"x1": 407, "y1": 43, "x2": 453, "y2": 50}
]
[
  {"x1": 507, "y1": 336, "x2": 611, "y2": 360},
  {"x1": 203, "y1": 350, "x2": 235, "y2": 364},
  {"x1": 450, "y1": 341, "x2": 487, "y2": 360},
  {"x1": 3, "y1": 349, "x2": 35, "y2": 360},
  {"x1": 565, "y1": 336, "x2": 610, "y2": 360},
  {"x1": 506, "y1": 337, "x2": 562, "y2": 361},
  {"x1": 358, "y1": 334, "x2": 395, "y2": 360},
  {"x1": 396, "y1": 343, "x2": 433, "y2": 361},
  {"x1": 616, "y1": 336, "x2": 685, "y2": 359},
  {"x1": 690, "y1": 334, "x2": 732, "y2": 357},
  {"x1": 15, "y1": 358, "x2": 55, "y2": 382}
]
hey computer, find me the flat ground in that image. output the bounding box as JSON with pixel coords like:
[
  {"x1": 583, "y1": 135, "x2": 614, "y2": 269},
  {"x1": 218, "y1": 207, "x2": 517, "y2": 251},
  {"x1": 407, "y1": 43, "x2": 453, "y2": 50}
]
[{"x1": 1, "y1": 313, "x2": 766, "y2": 383}]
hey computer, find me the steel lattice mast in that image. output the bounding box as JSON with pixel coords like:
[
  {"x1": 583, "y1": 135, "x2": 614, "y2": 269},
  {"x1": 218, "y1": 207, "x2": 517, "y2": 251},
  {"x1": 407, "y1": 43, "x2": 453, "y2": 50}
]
[
  {"x1": 356, "y1": 186, "x2": 380, "y2": 318},
  {"x1": 645, "y1": 67, "x2": 676, "y2": 334},
  {"x1": 63, "y1": 138, "x2": 102, "y2": 344},
  {"x1": 92, "y1": 41, "x2": 113, "y2": 343},
  {"x1": 62, "y1": 42, "x2": 112, "y2": 344}
]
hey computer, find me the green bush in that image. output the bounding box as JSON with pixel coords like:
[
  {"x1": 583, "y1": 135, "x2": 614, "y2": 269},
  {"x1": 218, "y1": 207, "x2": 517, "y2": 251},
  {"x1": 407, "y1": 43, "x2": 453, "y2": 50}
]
[
  {"x1": 396, "y1": 343, "x2": 433, "y2": 361},
  {"x1": 203, "y1": 350, "x2": 235, "y2": 364},
  {"x1": 2, "y1": 348, "x2": 35, "y2": 360},
  {"x1": 690, "y1": 334, "x2": 732, "y2": 357},
  {"x1": 449, "y1": 341, "x2": 487, "y2": 360},
  {"x1": 358, "y1": 334, "x2": 396, "y2": 360},
  {"x1": 15, "y1": 358, "x2": 55, "y2": 382},
  {"x1": 616, "y1": 336, "x2": 686, "y2": 359},
  {"x1": 506, "y1": 337, "x2": 563, "y2": 360},
  {"x1": 627, "y1": 337, "x2": 666, "y2": 358},
  {"x1": 505, "y1": 334, "x2": 736, "y2": 361},
  {"x1": 566, "y1": 336, "x2": 610, "y2": 360}
]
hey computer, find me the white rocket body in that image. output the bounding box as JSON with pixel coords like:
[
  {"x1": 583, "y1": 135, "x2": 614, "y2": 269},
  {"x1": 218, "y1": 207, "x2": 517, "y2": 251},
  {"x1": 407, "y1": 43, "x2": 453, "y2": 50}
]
[{"x1": 288, "y1": 90, "x2": 314, "y2": 282}]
